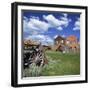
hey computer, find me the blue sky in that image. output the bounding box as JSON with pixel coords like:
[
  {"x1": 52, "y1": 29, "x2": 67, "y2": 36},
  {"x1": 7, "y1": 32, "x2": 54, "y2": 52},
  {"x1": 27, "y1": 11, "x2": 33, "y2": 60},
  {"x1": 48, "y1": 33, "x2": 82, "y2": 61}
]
[{"x1": 23, "y1": 11, "x2": 80, "y2": 45}]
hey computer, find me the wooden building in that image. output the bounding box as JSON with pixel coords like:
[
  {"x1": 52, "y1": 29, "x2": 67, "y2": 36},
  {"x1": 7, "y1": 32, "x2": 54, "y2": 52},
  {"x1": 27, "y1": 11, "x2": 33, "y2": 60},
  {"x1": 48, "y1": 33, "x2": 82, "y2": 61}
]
[
  {"x1": 53, "y1": 35, "x2": 79, "y2": 53},
  {"x1": 54, "y1": 36, "x2": 65, "y2": 45},
  {"x1": 66, "y1": 35, "x2": 78, "y2": 48},
  {"x1": 54, "y1": 36, "x2": 66, "y2": 52}
]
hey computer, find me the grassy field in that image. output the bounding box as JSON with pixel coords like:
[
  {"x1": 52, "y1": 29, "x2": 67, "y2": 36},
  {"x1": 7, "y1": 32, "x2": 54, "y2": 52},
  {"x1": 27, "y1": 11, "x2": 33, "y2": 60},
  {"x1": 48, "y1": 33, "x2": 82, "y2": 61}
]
[
  {"x1": 23, "y1": 50, "x2": 80, "y2": 77},
  {"x1": 41, "y1": 50, "x2": 80, "y2": 76}
]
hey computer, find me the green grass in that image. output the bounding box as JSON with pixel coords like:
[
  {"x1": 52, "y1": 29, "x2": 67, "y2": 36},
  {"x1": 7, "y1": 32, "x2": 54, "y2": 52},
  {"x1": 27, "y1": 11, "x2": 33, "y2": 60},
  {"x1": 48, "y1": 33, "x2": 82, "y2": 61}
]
[
  {"x1": 23, "y1": 50, "x2": 80, "y2": 77},
  {"x1": 42, "y1": 51, "x2": 80, "y2": 76}
]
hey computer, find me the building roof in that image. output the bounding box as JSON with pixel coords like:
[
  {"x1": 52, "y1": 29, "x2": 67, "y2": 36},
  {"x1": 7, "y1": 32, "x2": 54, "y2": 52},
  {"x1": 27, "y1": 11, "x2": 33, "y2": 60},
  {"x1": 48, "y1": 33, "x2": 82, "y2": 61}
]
[
  {"x1": 66, "y1": 35, "x2": 77, "y2": 42},
  {"x1": 54, "y1": 36, "x2": 65, "y2": 41}
]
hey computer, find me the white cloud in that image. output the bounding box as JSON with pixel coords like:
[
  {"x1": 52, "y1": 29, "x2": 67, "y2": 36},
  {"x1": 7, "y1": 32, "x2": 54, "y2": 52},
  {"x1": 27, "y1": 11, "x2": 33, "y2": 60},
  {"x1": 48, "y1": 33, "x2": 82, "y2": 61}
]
[
  {"x1": 60, "y1": 13, "x2": 71, "y2": 27},
  {"x1": 57, "y1": 26, "x2": 63, "y2": 31},
  {"x1": 23, "y1": 14, "x2": 71, "y2": 35},
  {"x1": 23, "y1": 14, "x2": 72, "y2": 40},
  {"x1": 43, "y1": 14, "x2": 61, "y2": 27},
  {"x1": 23, "y1": 19, "x2": 28, "y2": 31},
  {"x1": 23, "y1": 19, "x2": 38, "y2": 35},
  {"x1": 73, "y1": 18, "x2": 80, "y2": 31},
  {"x1": 43, "y1": 14, "x2": 71, "y2": 29},
  {"x1": 27, "y1": 21, "x2": 40, "y2": 30},
  {"x1": 30, "y1": 16, "x2": 40, "y2": 20},
  {"x1": 29, "y1": 18, "x2": 50, "y2": 31},
  {"x1": 26, "y1": 34, "x2": 54, "y2": 45},
  {"x1": 63, "y1": 13, "x2": 68, "y2": 17},
  {"x1": 54, "y1": 35, "x2": 58, "y2": 39},
  {"x1": 23, "y1": 16, "x2": 50, "y2": 35}
]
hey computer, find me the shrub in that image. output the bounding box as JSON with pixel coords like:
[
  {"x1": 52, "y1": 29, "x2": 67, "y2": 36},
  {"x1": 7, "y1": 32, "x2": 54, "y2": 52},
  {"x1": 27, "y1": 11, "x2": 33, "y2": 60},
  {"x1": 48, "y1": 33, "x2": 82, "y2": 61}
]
[{"x1": 23, "y1": 63, "x2": 42, "y2": 77}]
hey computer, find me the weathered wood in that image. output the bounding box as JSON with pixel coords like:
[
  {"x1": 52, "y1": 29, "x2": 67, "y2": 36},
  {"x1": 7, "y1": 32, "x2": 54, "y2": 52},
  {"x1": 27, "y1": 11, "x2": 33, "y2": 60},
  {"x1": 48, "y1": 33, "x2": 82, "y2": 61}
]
[{"x1": 23, "y1": 44, "x2": 48, "y2": 69}]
